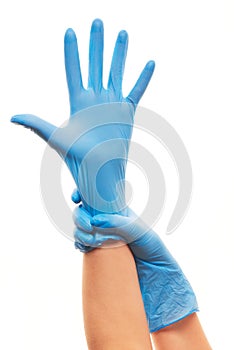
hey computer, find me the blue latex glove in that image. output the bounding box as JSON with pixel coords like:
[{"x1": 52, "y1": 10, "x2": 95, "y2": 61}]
[
  {"x1": 73, "y1": 204, "x2": 199, "y2": 332},
  {"x1": 11, "y1": 19, "x2": 155, "y2": 215}
]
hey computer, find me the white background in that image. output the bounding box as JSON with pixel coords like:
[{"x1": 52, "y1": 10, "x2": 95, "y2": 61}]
[{"x1": 0, "y1": 0, "x2": 234, "y2": 349}]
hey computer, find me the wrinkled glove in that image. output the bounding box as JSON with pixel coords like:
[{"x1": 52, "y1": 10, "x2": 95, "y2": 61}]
[
  {"x1": 73, "y1": 204, "x2": 199, "y2": 332},
  {"x1": 11, "y1": 19, "x2": 155, "y2": 215}
]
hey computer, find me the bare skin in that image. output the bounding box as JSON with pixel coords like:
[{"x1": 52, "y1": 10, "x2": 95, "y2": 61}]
[
  {"x1": 82, "y1": 245, "x2": 153, "y2": 350},
  {"x1": 152, "y1": 312, "x2": 212, "y2": 350},
  {"x1": 82, "y1": 245, "x2": 212, "y2": 350}
]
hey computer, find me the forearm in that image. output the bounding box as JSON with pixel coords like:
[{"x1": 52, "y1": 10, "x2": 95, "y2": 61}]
[
  {"x1": 74, "y1": 208, "x2": 211, "y2": 348},
  {"x1": 152, "y1": 313, "x2": 212, "y2": 350},
  {"x1": 82, "y1": 244, "x2": 152, "y2": 350}
]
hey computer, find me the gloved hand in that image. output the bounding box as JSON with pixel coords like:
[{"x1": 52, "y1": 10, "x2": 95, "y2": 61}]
[
  {"x1": 73, "y1": 204, "x2": 199, "y2": 332},
  {"x1": 11, "y1": 19, "x2": 155, "y2": 215}
]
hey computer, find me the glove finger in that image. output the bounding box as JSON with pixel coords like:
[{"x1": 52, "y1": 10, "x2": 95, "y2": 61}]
[
  {"x1": 91, "y1": 213, "x2": 147, "y2": 243},
  {"x1": 73, "y1": 206, "x2": 93, "y2": 232},
  {"x1": 64, "y1": 28, "x2": 84, "y2": 115},
  {"x1": 88, "y1": 19, "x2": 103, "y2": 92},
  {"x1": 107, "y1": 30, "x2": 128, "y2": 95},
  {"x1": 126, "y1": 60, "x2": 155, "y2": 107},
  {"x1": 11, "y1": 114, "x2": 57, "y2": 143},
  {"x1": 71, "y1": 189, "x2": 81, "y2": 204},
  {"x1": 91, "y1": 213, "x2": 131, "y2": 229},
  {"x1": 74, "y1": 228, "x2": 98, "y2": 246}
]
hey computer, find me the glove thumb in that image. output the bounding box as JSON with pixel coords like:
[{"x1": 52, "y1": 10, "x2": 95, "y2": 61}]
[
  {"x1": 11, "y1": 114, "x2": 57, "y2": 143},
  {"x1": 71, "y1": 189, "x2": 81, "y2": 204}
]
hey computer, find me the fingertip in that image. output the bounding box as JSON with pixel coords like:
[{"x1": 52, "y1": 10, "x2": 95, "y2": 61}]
[
  {"x1": 91, "y1": 215, "x2": 105, "y2": 226},
  {"x1": 146, "y1": 60, "x2": 156, "y2": 71},
  {"x1": 10, "y1": 116, "x2": 18, "y2": 123},
  {"x1": 90, "y1": 218, "x2": 98, "y2": 226},
  {"x1": 71, "y1": 189, "x2": 81, "y2": 204},
  {"x1": 64, "y1": 28, "x2": 77, "y2": 42},
  {"x1": 91, "y1": 18, "x2": 103, "y2": 32},
  {"x1": 117, "y1": 30, "x2": 128, "y2": 43},
  {"x1": 10, "y1": 115, "x2": 26, "y2": 126},
  {"x1": 71, "y1": 194, "x2": 79, "y2": 204}
]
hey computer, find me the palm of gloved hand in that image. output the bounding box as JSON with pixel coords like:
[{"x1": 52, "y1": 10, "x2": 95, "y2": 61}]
[{"x1": 11, "y1": 19, "x2": 155, "y2": 215}]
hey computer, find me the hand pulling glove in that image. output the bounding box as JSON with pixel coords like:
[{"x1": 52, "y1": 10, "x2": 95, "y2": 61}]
[{"x1": 73, "y1": 204, "x2": 199, "y2": 332}]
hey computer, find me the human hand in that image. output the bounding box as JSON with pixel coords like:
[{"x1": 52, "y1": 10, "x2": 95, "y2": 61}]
[
  {"x1": 11, "y1": 19, "x2": 155, "y2": 215},
  {"x1": 73, "y1": 204, "x2": 199, "y2": 332}
]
